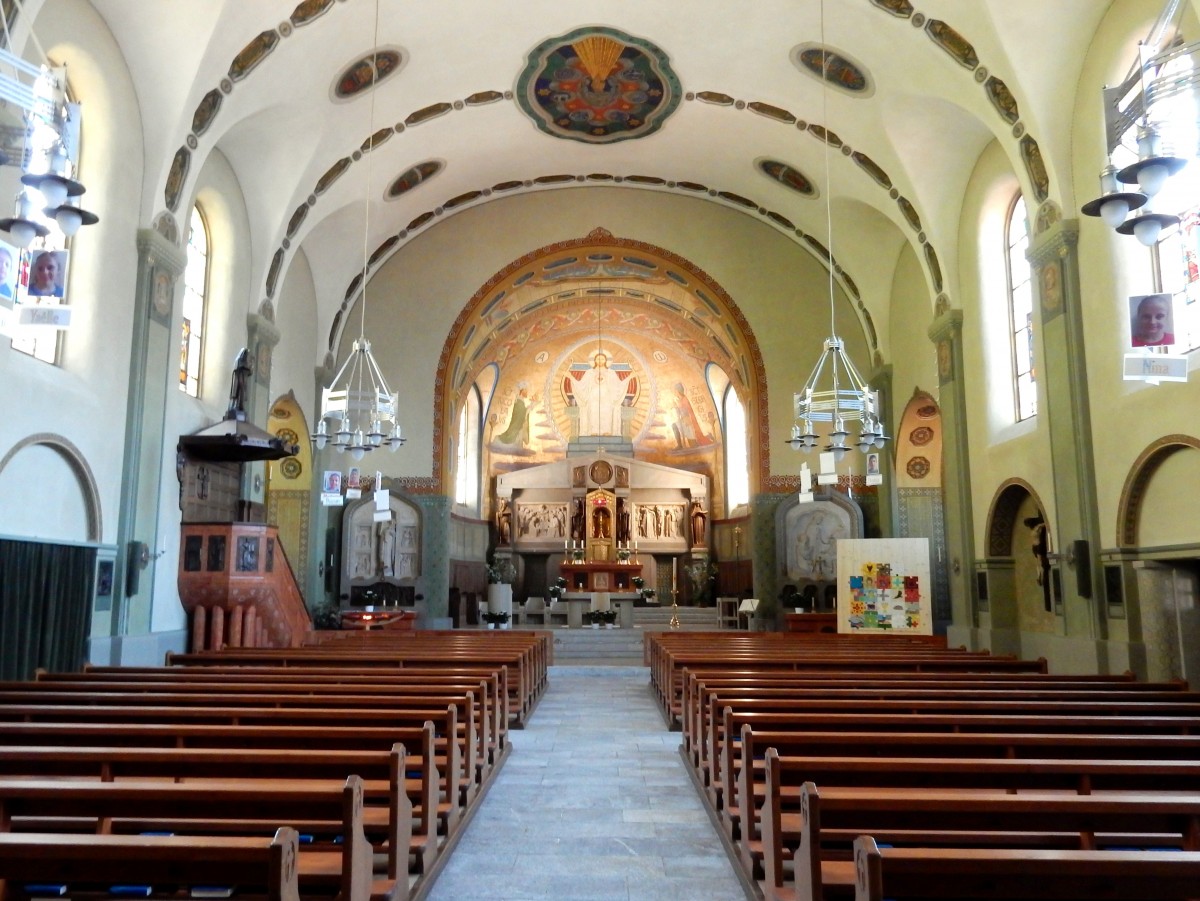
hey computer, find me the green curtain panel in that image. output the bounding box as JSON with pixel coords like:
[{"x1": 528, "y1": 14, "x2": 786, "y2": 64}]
[{"x1": 0, "y1": 538, "x2": 94, "y2": 681}]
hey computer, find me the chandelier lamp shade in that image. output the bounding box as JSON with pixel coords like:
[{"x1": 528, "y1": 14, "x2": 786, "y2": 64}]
[
  {"x1": 0, "y1": 190, "x2": 49, "y2": 249},
  {"x1": 311, "y1": 338, "x2": 405, "y2": 460},
  {"x1": 1079, "y1": 164, "x2": 1147, "y2": 229},
  {"x1": 790, "y1": 336, "x2": 887, "y2": 462}
]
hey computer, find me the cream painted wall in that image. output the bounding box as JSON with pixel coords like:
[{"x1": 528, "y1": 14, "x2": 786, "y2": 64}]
[
  {"x1": 270, "y1": 246, "x2": 319, "y2": 419},
  {"x1": 956, "y1": 141, "x2": 1056, "y2": 548},
  {"x1": 886, "y1": 242, "x2": 938, "y2": 430},
  {"x1": 317, "y1": 186, "x2": 876, "y2": 485},
  {"x1": 0, "y1": 0, "x2": 142, "y2": 545}
]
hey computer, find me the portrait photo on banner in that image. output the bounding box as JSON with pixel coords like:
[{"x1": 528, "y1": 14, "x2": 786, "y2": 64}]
[
  {"x1": 21, "y1": 248, "x2": 69, "y2": 299},
  {"x1": 1129, "y1": 292, "x2": 1175, "y2": 348},
  {"x1": 0, "y1": 239, "x2": 18, "y2": 304}
]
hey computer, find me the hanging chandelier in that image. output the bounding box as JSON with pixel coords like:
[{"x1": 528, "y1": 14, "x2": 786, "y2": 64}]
[
  {"x1": 311, "y1": 0, "x2": 403, "y2": 461},
  {"x1": 1080, "y1": 1, "x2": 1195, "y2": 245},
  {"x1": 0, "y1": 26, "x2": 99, "y2": 249},
  {"x1": 788, "y1": 6, "x2": 887, "y2": 464},
  {"x1": 311, "y1": 336, "x2": 404, "y2": 459},
  {"x1": 789, "y1": 337, "x2": 886, "y2": 461}
]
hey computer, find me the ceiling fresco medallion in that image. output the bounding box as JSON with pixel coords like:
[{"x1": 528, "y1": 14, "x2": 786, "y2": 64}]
[
  {"x1": 793, "y1": 44, "x2": 872, "y2": 96},
  {"x1": 757, "y1": 159, "x2": 817, "y2": 197},
  {"x1": 516, "y1": 26, "x2": 681, "y2": 144}
]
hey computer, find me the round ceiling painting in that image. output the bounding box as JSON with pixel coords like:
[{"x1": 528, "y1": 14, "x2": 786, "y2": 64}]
[{"x1": 516, "y1": 27, "x2": 681, "y2": 144}]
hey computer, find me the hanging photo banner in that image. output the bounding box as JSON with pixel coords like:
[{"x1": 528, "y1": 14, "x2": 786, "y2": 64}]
[{"x1": 1123, "y1": 353, "x2": 1189, "y2": 383}]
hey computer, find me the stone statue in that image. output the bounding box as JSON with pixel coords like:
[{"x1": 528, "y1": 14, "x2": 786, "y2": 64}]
[
  {"x1": 496, "y1": 498, "x2": 512, "y2": 545},
  {"x1": 691, "y1": 500, "x2": 707, "y2": 546},
  {"x1": 377, "y1": 521, "x2": 396, "y2": 578}
]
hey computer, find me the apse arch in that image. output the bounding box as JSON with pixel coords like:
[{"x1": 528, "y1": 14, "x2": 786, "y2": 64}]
[{"x1": 434, "y1": 227, "x2": 768, "y2": 504}]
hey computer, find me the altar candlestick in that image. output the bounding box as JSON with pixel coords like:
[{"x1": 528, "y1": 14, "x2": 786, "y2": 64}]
[{"x1": 672, "y1": 559, "x2": 677, "y2": 593}]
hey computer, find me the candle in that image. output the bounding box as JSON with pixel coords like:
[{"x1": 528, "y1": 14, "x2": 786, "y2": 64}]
[
  {"x1": 565, "y1": 539, "x2": 569, "y2": 551},
  {"x1": 672, "y1": 559, "x2": 677, "y2": 593}
]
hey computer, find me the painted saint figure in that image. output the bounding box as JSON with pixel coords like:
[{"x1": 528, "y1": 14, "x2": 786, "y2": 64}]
[{"x1": 495, "y1": 383, "x2": 532, "y2": 446}]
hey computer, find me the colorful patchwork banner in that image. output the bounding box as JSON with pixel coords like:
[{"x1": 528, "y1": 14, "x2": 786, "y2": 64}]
[{"x1": 836, "y1": 538, "x2": 932, "y2": 634}]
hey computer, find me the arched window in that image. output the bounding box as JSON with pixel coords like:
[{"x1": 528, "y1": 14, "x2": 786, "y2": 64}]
[
  {"x1": 455, "y1": 386, "x2": 481, "y2": 512},
  {"x1": 1006, "y1": 194, "x2": 1036, "y2": 420},
  {"x1": 723, "y1": 384, "x2": 749, "y2": 511},
  {"x1": 179, "y1": 206, "x2": 208, "y2": 397}
]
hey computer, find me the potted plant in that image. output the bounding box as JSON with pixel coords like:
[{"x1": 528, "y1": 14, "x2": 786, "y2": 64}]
[
  {"x1": 485, "y1": 555, "x2": 514, "y2": 626},
  {"x1": 547, "y1": 576, "x2": 567, "y2": 603},
  {"x1": 481, "y1": 610, "x2": 510, "y2": 629},
  {"x1": 585, "y1": 609, "x2": 618, "y2": 628}
]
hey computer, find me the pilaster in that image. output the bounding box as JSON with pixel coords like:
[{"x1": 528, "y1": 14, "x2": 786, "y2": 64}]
[
  {"x1": 1027, "y1": 219, "x2": 1104, "y2": 640},
  {"x1": 115, "y1": 229, "x2": 187, "y2": 639},
  {"x1": 927, "y1": 308, "x2": 975, "y2": 634}
]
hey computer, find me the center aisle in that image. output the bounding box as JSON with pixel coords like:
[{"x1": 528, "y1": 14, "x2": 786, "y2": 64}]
[{"x1": 425, "y1": 665, "x2": 747, "y2": 901}]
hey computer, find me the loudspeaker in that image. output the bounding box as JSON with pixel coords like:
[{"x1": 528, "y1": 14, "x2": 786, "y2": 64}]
[{"x1": 1072, "y1": 539, "x2": 1091, "y2": 598}]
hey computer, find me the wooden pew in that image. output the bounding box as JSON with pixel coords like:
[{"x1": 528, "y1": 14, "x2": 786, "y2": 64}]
[
  {"x1": 718, "y1": 708, "x2": 1200, "y2": 845},
  {"x1": 167, "y1": 635, "x2": 548, "y2": 728},
  {"x1": 53, "y1": 666, "x2": 510, "y2": 764},
  {"x1": 0, "y1": 741, "x2": 426, "y2": 881},
  {"x1": 682, "y1": 672, "x2": 1191, "y2": 774},
  {"x1": 0, "y1": 777, "x2": 380, "y2": 901},
  {"x1": 0, "y1": 702, "x2": 465, "y2": 832},
  {"x1": 852, "y1": 834, "x2": 1200, "y2": 901},
  {"x1": 0, "y1": 827, "x2": 301, "y2": 901},
  {"x1": 760, "y1": 757, "x2": 1200, "y2": 900},
  {"x1": 0, "y1": 685, "x2": 493, "y2": 795},
  {"x1": 0, "y1": 723, "x2": 441, "y2": 874},
  {"x1": 689, "y1": 682, "x2": 1200, "y2": 797}
]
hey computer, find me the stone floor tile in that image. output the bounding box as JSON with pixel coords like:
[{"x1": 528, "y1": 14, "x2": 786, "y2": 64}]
[{"x1": 426, "y1": 666, "x2": 746, "y2": 901}]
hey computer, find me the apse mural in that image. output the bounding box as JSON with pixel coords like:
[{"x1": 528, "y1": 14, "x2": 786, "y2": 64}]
[{"x1": 483, "y1": 331, "x2": 720, "y2": 466}]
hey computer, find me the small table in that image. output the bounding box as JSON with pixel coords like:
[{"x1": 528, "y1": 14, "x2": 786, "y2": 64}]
[{"x1": 717, "y1": 597, "x2": 739, "y2": 630}]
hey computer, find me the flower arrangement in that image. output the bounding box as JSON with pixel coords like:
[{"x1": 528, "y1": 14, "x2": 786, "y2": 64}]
[
  {"x1": 486, "y1": 557, "x2": 514, "y2": 584},
  {"x1": 481, "y1": 610, "x2": 510, "y2": 625},
  {"x1": 631, "y1": 576, "x2": 645, "y2": 590},
  {"x1": 547, "y1": 576, "x2": 567, "y2": 600},
  {"x1": 640, "y1": 588, "x2": 656, "y2": 601},
  {"x1": 585, "y1": 609, "x2": 618, "y2": 626}
]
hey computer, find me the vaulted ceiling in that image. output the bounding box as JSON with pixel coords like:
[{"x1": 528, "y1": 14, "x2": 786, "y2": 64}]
[{"x1": 84, "y1": 0, "x2": 1112, "y2": 350}]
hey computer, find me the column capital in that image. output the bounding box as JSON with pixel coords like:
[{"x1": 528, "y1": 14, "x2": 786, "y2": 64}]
[
  {"x1": 927, "y1": 308, "x2": 963, "y2": 344},
  {"x1": 1027, "y1": 218, "x2": 1079, "y2": 268},
  {"x1": 135, "y1": 227, "x2": 187, "y2": 278}
]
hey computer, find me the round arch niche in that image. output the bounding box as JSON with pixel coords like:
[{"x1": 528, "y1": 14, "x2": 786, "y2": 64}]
[
  {"x1": 434, "y1": 227, "x2": 768, "y2": 511},
  {"x1": 1117, "y1": 434, "x2": 1200, "y2": 548},
  {"x1": 0, "y1": 434, "x2": 103, "y2": 543}
]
